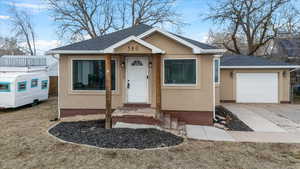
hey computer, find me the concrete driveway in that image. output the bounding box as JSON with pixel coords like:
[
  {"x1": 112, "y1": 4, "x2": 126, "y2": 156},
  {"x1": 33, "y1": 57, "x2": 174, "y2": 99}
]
[{"x1": 222, "y1": 103, "x2": 300, "y2": 133}]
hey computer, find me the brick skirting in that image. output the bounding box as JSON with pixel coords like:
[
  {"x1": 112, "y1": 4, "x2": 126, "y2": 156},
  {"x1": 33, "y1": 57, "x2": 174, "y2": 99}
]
[
  {"x1": 280, "y1": 101, "x2": 291, "y2": 104},
  {"x1": 60, "y1": 109, "x2": 106, "y2": 118},
  {"x1": 162, "y1": 110, "x2": 213, "y2": 126},
  {"x1": 220, "y1": 100, "x2": 236, "y2": 103}
]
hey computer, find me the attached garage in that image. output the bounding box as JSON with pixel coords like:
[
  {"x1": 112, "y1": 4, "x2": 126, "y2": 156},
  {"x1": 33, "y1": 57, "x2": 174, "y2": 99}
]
[{"x1": 236, "y1": 73, "x2": 278, "y2": 103}]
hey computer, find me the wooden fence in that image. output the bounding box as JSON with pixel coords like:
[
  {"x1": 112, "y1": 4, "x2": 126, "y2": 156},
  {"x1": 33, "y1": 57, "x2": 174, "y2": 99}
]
[{"x1": 49, "y1": 76, "x2": 58, "y2": 96}]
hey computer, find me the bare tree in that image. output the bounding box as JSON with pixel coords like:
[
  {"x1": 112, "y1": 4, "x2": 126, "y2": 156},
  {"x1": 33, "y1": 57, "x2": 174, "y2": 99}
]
[
  {"x1": 203, "y1": 0, "x2": 293, "y2": 56},
  {"x1": 121, "y1": 0, "x2": 181, "y2": 27},
  {"x1": 48, "y1": 0, "x2": 182, "y2": 40},
  {"x1": 47, "y1": 0, "x2": 113, "y2": 41},
  {"x1": 10, "y1": 6, "x2": 36, "y2": 56},
  {"x1": 279, "y1": 5, "x2": 300, "y2": 34},
  {"x1": 0, "y1": 36, "x2": 25, "y2": 56}
]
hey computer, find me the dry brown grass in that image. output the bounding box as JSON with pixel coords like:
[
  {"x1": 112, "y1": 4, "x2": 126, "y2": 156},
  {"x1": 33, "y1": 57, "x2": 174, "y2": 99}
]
[{"x1": 0, "y1": 97, "x2": 300, "y2": 169}]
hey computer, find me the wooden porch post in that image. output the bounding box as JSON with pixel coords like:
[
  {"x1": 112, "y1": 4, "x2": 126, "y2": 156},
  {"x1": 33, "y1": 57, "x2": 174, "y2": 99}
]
[
  {"x1": 105, "y1": 55, "x2": 112, "y2": 129},
  {"x1": 155, "y1": 54, "x2": 162, "y2": 118}
]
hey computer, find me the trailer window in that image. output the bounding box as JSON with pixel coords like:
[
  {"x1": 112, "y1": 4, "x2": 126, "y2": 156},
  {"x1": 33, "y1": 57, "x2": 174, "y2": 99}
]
[
  {"x1": 41, "y1": 80, "x2": 48, "y2": 89},
  {"x1": 18, "y1": 81, "x2": 27, "y2": 92},
  {"x1": 0, "y1": 82, "x2": 10, "y2": 92},
  {"x1": 31, "y1": 79, "x2": 38, "y2": 88}
]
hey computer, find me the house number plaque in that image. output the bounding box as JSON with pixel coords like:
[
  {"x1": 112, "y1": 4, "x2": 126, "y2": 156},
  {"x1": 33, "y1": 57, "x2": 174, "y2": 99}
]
[{"x1": 128, "y1": 45, "x2": 139, "y2": 51}]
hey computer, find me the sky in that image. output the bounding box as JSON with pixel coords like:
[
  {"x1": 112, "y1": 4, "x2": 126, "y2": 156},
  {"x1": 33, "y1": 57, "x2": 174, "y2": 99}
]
[{"x1": 0, "y1": 0, "x2": 217, "y2": 54}]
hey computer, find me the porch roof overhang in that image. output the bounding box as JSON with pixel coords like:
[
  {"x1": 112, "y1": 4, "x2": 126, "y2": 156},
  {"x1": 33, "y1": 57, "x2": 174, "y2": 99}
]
[{"x1": 46, "y1": 36, "x2": 165, "y2": 55}]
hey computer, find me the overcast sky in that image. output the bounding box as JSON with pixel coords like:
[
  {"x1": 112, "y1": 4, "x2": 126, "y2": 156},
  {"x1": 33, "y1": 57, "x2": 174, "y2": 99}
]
[{"x1": 0, "y1": 0, "x2": 217, "y2": 54}]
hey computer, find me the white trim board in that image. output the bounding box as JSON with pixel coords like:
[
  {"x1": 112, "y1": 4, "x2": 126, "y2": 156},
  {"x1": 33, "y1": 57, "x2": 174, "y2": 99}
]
[{"x1": 103, "y1": 36, "x2": 165, "y2": 54}]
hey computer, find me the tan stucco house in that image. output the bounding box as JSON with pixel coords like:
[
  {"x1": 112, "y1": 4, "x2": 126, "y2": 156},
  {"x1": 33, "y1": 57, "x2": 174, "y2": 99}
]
[{"x1": 48, "y1": 24, "x2": 299, "y2": 125}]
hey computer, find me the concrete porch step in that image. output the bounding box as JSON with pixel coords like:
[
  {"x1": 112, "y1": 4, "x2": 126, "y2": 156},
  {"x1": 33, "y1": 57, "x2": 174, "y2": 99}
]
[
  {"x1": 113, "y1": 107, "x2": 156, "y2": 118},
  {"x1": 112, "y1": 115, "x2": 162, "y2": 125},
  {"x1": 112, "y1": 107, "x2": 161, "y2": 125}
]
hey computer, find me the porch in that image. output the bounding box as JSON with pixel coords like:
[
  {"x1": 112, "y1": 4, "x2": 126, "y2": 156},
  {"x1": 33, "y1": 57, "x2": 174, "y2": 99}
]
[{"x1": 102, "y1": 41, "x2": 163, "y2": 128}]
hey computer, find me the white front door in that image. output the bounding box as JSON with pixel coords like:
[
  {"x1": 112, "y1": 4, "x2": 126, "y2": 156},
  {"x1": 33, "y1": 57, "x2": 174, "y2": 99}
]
[
  {"x1": 236, "y1": 73, "x2": 278, "y2": 103},
  {"x1": 126, "y1": 56, "x2": 149, "y2": 103}
]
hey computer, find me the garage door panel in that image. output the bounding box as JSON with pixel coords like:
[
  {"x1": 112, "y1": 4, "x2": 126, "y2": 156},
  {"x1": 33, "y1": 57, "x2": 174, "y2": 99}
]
[{"x1": 236, "y1": 73, "x2": 278, "y2": 103}]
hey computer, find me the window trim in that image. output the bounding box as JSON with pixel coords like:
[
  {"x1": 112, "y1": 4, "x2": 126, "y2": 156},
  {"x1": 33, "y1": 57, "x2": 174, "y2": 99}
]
[
  {"x1": 31, "y1": 78, "x2": 39, "y2": 88},
  {"x1": 18, "y1": 81, "x2": 27, "y2": 92},
  {"x1": 41, "y1": 80, "x2": 48, "y2": 90},
  {"x1": 70, "y1": 58, "x2": 118, "y2": 92},
  {"x1": 163, "y1": 58, "x2": 198, "y2": 86},
  {"x1": 213, "y1": 58, "x2": 220, "y2": 84},
  {"x1": 0, "y1": 82, "x2": 11, "y2": 92}
]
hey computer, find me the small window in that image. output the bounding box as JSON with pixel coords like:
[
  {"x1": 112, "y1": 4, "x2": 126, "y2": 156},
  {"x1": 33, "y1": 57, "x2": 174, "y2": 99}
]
[
  {"x1": 164, "y1": 59, "x2": 196, "y2": 85},
  {"x1": 31, "y1": 79, "x2": 38, "y2": 88},
  {"x1": 214, "y1": 59, "x2": 220, "y2": 83},
  {"x1": 41, "y1": 80, "x2": 48, "y2": 89},
  {"x1": 131, "y1": 60, "x2": 143, "y2": 66},
  {"x1": 0, "y1": 82, "x2": 10, "y2": 92},
  {"x1": 18, "y1": 81, "x2": 27, "y2": 92}
]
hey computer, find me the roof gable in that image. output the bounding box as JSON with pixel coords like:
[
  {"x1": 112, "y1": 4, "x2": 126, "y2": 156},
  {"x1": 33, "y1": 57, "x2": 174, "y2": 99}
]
[{"x1": 275, "y1": 39, "x2": 300, "y2": 57}]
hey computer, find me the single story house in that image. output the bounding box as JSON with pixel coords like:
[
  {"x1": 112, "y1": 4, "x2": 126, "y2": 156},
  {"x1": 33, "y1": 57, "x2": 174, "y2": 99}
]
[{"x1": 47, "y1": 24, "x2": 299, "y2": 125}]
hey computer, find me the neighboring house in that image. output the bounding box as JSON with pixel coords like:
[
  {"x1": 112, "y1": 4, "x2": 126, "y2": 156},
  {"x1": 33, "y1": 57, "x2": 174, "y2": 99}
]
[
  {"x1": 47, "y1": 24, "x2": 299, "y2": 125},
  {"x1": 271, "y1": 35, "x2": 300, "y2": 86},
  {"x1": 271, "y1": 34, "x2": 300, "y2": 61}
]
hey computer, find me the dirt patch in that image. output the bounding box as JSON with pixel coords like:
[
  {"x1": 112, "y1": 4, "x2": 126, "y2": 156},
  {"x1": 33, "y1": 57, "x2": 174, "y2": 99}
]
[
  {"x1": 49, "y1": 120, "x2": 183, "y2": 149},
  {"x1": 215, "y1": 106, "x2": 253, "y2": 131},
  {"x1": 0, "y1": 97, "x2": 300, "y2": 169}
]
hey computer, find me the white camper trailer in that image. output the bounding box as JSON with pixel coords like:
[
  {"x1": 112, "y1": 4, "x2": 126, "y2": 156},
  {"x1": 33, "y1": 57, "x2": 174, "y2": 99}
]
[{"x1": 0, "y1": 67, "x2": 49, "y2": 108}]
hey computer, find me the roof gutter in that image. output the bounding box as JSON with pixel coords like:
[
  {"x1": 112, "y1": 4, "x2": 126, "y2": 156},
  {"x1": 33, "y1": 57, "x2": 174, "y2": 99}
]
[
  {"x1": 46, "y1": 50, "x2": 105, "y2": 55},
  {"x1": 221, "y1": 66, "x2": 300, "y2": 69}
]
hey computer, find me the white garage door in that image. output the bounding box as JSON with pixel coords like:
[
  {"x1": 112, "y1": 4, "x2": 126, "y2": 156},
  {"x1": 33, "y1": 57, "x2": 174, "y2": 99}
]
[{"x1": 236, "y1": 73, "x2": 278, "y2": 103}]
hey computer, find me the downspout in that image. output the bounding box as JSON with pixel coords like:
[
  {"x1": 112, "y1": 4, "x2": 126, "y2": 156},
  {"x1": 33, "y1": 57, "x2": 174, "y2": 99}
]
[
  {"x1": 213, "y1": 55, "x2": 222, "y2": 121},
  {"x1": 57, "y1": 54, "x2": 61, "y2": 120},
  {"x1": 212, "y1": 57, "x2": 216, "y2": 120}
]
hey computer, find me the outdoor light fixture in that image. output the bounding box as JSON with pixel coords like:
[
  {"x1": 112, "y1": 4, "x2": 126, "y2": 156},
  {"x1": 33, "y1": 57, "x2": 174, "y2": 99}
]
[
  {"x1": 149, "y1": 61, "x2": 152, "y2": 68},
  {"x1": 121, "y1": 61, "x2": 125, "y2": 68},
  {"x1": 283, "y1": 71, "x2": 287, "y2": 77},
  {"x1": 230, "y1": 71, "x2": 234, "y2": 78}
]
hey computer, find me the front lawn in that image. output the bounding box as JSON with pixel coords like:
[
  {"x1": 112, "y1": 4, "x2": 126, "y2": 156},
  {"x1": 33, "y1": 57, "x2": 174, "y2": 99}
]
[{"x1": 0, "y1": 97, "x2": 300, "y2": 169}]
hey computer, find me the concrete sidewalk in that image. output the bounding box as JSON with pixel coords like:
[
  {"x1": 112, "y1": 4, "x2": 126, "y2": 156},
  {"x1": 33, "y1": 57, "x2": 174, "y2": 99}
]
[
  {"x1": 186, "y1": 125, "x2": 300, "y2": 143},
  {"x1": 186, "y1": 125, "x2": 235, "y2": 142},
  {"x1": 228, "y1": 131, "x2": 300, "y2": 143}
]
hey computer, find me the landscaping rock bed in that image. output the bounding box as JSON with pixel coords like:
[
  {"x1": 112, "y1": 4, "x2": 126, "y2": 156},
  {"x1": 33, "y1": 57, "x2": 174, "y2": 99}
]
[
  {"x1": 49, "y1": 120, "x2": 184, "y2": 149},
  {"x1": 215, "y1": 106, "x2": 253, "y2": 131}
]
